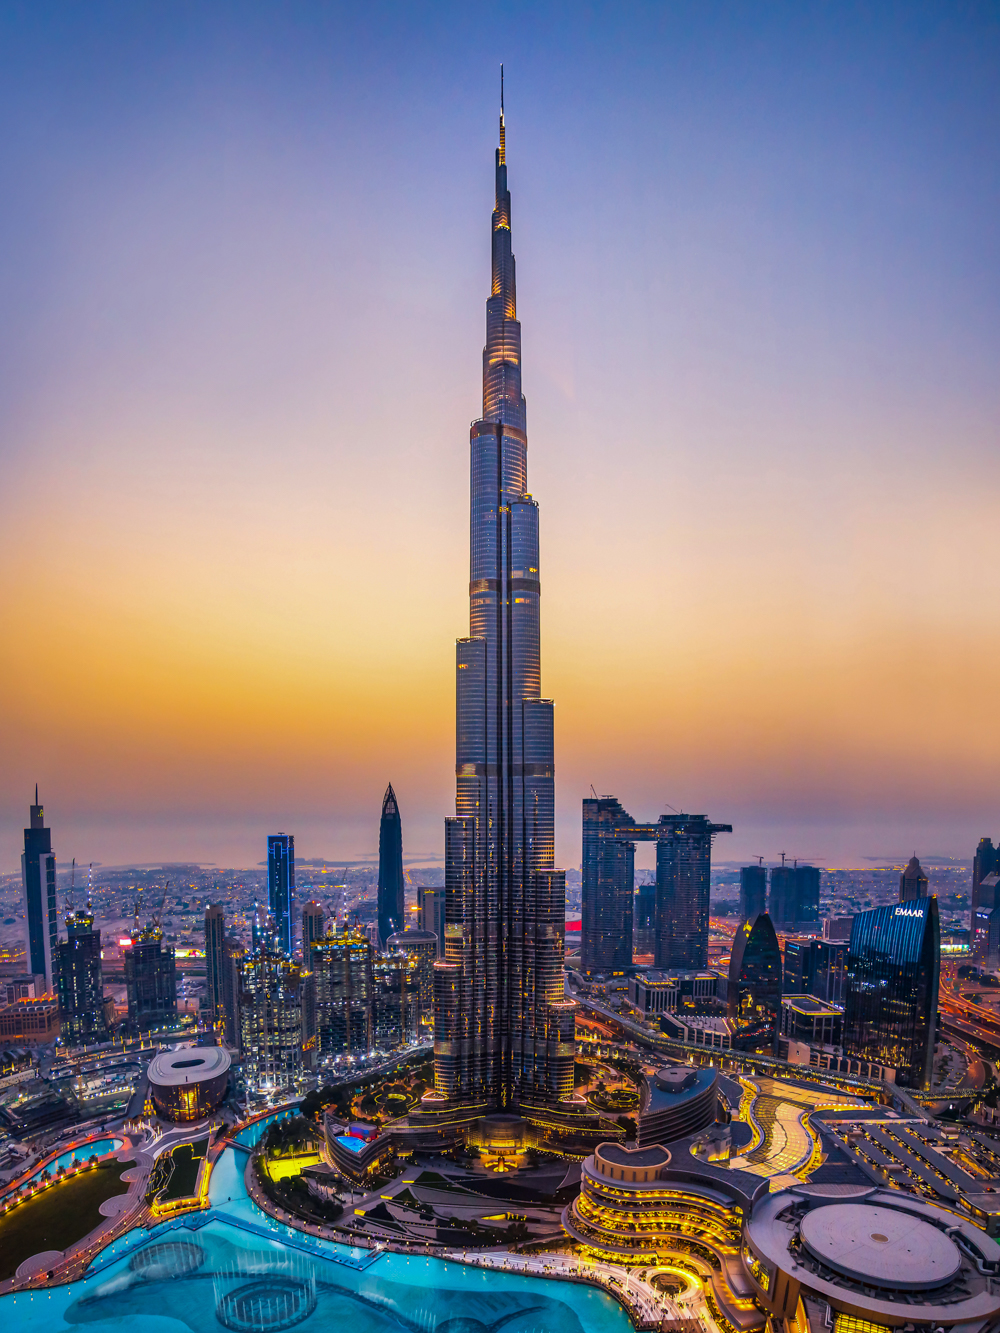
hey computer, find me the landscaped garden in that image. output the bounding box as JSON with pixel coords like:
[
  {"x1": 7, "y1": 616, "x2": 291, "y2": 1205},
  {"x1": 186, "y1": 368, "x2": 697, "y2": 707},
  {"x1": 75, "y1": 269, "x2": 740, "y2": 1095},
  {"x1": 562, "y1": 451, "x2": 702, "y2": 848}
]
[{"x1": 0, "y1": 1157, "x2": 134, "y2": 1280}]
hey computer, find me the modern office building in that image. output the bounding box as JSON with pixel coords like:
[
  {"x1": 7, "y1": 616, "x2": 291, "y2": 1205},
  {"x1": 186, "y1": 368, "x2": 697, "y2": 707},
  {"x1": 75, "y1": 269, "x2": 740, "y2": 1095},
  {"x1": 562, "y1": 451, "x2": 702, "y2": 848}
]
[
  {"x1": 727, "y1": 913, "x2": 782, "y2": 1048},
  {"x1": 387, "y1": 929, "x2": 438, "y2": 1023},
  {"x1": 655, "y1": 815, "x2": 731, "y2": 970},
  {"x1": 238, "y1": 943, "x2": 306, "y2": 1092},
  {"x1": 310, "y1": 927, "x2": 374, "y2": 1058},
  {"x1": 778, "y1": 994, "x2": 842, "y2": 1047},
  {"x1": 56, "y1": 904, "x2": 106, "y2": 1047},
  {"x1": 974, "y1": 837, "x2": 998, "y2": 935},
  {"x1": 373, "y1": 953, "x2": 419, "y2": 1050},
  {"x1": 784, "y1": 937, "x2": 848, "y2": 1006},
  {"x1": 302, "y1": 900, "x2": 325, "y2": 951},
  {"x1": 267, "y1": 833, "x2": 295, "y2": 956},
  {"x1": 417, "y1": 885, "x2": 444, "y2": 956},
  {"x1": 124, "y1": 925, "x2": 177, "y2": 1033},
  {"x1": 581, "y1": 800, "x2": 731, "y2": 975},
  {"x1": 377, "y1": 784, "x2": 405, "y2": 948},
  {"x1": 581, "y1": 796, "x2": 634, "y2": 974},
  {"x1": 433, "y1": 91, "x2": 575, "y2": 1112},
  {"x1": 739, "y1": 864, "x2": 767, "y2": 923},
  {"x1": 21, "y1": 789, "x2": 58, "y2": 993},
  {"x1": 769, "y1": 862, "x2": 820, "y2": 929},
  {"x1": 843, "y1": 896, "x2": 940, "y2": 1089},
  {"x1": 205, "y1": 905, "x2": 238, "y2": 1045},
  {"x1": 900, "y1": 855, "x2": 929, "y2": 902}
]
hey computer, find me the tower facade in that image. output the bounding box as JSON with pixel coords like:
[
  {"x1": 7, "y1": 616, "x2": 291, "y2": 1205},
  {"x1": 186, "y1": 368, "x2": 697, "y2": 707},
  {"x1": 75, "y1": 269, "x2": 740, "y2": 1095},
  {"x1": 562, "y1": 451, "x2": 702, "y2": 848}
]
[
  {"x1": 57, "y1": 906, "x2": 107, "y2": 1047},
  {"x1": 205, "y1": 904, "x2": 238, "y2": 1045},
  {"x1": 899, "y1": 856, "x2": 929, "y2": 903},
  {"x1": 434, "y1": 91, "x2": 574, "y2": 1110},
  {"x1": 739, "y1": 864, "x2": 767, "y2": 923},
  {"x1": 377, "y1": 785, "x2": 405, "y2": 947},
  {"x1": 843, "y1": 896, "x2": 940, "y2": 1089},
  {"x1": 267, "y1": 834, "x2": 295, "y2": 955},
  {"x1": 581, "y1": 797, "x2": 635, "y2": 975},
  {"x1": 21, "y1": 790, "x2": 58, "y2": 993}
]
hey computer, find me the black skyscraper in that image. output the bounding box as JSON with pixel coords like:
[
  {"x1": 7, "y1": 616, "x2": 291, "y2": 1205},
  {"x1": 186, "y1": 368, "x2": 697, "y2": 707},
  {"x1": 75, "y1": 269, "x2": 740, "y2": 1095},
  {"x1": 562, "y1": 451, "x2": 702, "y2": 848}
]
[
  {"x1": 740, "y1": 864, "x2": 767, "y2": 923},
  {"x1": 377, "y1": 784, "x2": 405, "y2": 948},
  {"x1": 899, "y1": 856, "x2": 929, "y2": 903},
  {"x1": 57, "y1": 905, "x2": 107, "y2": 1047},
  {"x1": 582, "y1": 797, "x2": 635, "y2": 974},
  {"x1": 973, "y1": 838, "x2": 998, "y2": 937},
  {"x1": 267, "y1": 834, "x2": 295, "y2": 956},
  {"x1": 581, "y1": 800, "x2": 730, "y2": 974},
  {"x1": 843, "y1": 896, "x2": 940, "y2": 1089},
  {"x1": 21, "y1": 788, "x2": 58, "y2": 993},
  {"x1": 727, "y1": 913, "x2": 782, "y2": 1049}
]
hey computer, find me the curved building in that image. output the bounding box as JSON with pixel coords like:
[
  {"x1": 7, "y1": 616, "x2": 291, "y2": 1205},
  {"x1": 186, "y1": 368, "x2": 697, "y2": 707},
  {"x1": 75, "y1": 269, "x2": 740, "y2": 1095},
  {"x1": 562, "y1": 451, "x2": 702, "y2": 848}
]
[
  {"x1": 148, "y1": 1045, "x2": 231, "y2": 1122},
  {"x1": 637, "y1": 1065, "x2": 719, "y2": 1146},
  {"x1": 844, "y1": 895, "x2": 939, "y2": 1088},
  {"x1": 743, "y1": 1182, "x2": 1000, "y2": 1330},
  {"x1": 727, "y1": 913, "x2": 782, "y2": 1049}
]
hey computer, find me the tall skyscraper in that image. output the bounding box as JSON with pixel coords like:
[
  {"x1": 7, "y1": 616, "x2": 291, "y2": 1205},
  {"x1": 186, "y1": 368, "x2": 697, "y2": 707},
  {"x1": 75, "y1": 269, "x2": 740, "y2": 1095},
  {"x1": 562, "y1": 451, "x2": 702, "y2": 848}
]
[
  {"x1": 739, "y1": 864, "x2": 767, "y2": 923},
  {"x1": 727, "y1": 913, "x2": 782, "y2": 1049},
  {"x1": 655, "y1": 816, "x2": 729, "y2": 970},
  {"x1": 973, "y1": 837, "x2": 998, "y2": 933},
  {"x1": 417, "y1": 885, "x2": 445, "y2": 956},
  {"x1": 581, "y1": 800, "x2": 730, "y2": 973},
  {"x1": 899, "y1": 855, "x2": 929, "y2": 903},
  {"x1": 124, "y1": 925, "x2": 177, "y2": 1033},
  {"x1": 433, "y1": 88, "x2": 575, "y2": 1111},
  {"x1": 57, "y1": 904, "x2": 107, "y2": 1047},
  {"x1": 843, "y1": 896, "x2": 940, "y2": 1089},
  {"x1": 21, "y1": 789, "x2": 58, "y2": 993},
  {"x1": 302, "y1": 900, "x2": 325, "y2": 952},
  {"x1": 768, "y1": 861, "x2": 819, "y2": 929},
  {"x1": 377, "y1": 785, "x2": 405, "y2": 948},
  {"x1": 582, "y1": 797, "x2": 635, "y2": 974},
  {"x1": 238, "y1": 943, "x2": 306, "y2": 1092},
  {"x1": 267, "y1": 834, "x2": 295, "y2": 956},
  {"x1": 311, "y1": 928, "x2": 374, "y2": 1058},
  {"x1": 205, "y1": 904, "x2": 238, "y2": 1045}
]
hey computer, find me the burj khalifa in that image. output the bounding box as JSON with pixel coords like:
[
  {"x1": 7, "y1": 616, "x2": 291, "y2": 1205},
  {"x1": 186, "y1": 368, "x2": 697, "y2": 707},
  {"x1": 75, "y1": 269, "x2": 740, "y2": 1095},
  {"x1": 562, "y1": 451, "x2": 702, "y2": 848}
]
[{"x1": 433, "y1": 84, "x2": 576, "y2": 1111}]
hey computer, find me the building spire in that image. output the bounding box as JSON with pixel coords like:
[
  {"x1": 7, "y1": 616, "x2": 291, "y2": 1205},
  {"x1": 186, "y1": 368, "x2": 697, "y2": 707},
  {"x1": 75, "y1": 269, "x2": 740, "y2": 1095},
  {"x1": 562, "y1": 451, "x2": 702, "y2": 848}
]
[{"x1": 499, "y1": 64, "x2": 505, "y2": 165}]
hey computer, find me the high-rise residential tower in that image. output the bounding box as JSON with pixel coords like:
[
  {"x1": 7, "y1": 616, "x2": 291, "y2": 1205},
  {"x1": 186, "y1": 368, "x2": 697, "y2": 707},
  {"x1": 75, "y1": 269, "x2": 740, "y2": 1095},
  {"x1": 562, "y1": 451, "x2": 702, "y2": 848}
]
[
  {"x1": 417, "y1": 885, "x2": 445, "y2": 956},
  {"x1": 302, "y1": 900, "x2": 325, "y2": 952},
  {"x1": 205, "y1": 904, "x2": 238, "y2": 1045},
  {"x1": 21, "y1": 788, "x2": 58, "y2": 993},
  {"x1": 580, "y1": 799, "x2": 731, "y2": 973},
  {"x1": 434, "y1": 87, "x2": 575, "y2": 1110},
  {"x1": 739, "y1": 864, "x2": 767, "y2": 923},
  {"x1": 377, "y1": 785, "x2": 405, "y2": 948},
  {"x1": 57, "y1": 903, "x2": 107, "y2": 1047},
  {"x1": 581, "y1": 797, "x2": 635, "y2": 975},
  {"x1": 973, "y1": 837, "x2": 998, "y2": 933},
  {"x1": 899, "y1": 855, "x2": 929, "y2": 903},
  {"x1": 267, "y1": 834, "x2": 295, "y2": 956}
]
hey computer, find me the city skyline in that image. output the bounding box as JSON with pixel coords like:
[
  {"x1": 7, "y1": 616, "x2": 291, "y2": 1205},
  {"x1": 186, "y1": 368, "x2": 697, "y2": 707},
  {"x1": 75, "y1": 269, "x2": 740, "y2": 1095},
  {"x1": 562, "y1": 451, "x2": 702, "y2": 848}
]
[{"x1": 2, "y1": 4, "x2": 999, "y2": 872}]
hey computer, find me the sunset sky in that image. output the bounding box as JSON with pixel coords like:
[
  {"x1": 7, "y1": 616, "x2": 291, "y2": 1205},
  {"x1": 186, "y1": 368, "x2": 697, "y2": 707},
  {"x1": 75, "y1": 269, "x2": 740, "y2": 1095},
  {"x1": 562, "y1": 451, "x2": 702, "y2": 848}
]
[{"x1": 2, "y1": 2, "x2": 998, "y2": 872}]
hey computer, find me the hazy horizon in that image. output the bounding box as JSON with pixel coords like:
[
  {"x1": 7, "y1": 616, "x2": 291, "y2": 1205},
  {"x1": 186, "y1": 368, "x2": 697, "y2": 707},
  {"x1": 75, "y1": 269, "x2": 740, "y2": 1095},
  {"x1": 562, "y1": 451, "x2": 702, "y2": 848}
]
[{"x1": 2, "y1": 3, "x2": 998, "y2": 877}]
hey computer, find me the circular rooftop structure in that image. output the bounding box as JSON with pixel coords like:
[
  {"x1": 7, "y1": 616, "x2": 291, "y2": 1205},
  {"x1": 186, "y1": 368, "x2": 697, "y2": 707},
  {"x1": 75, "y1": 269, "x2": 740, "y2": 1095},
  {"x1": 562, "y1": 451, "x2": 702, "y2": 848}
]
[
  {"x1": 800, "y1": 1203, "x2": 961, "y2": 1290},
  {"x1": 638, "y1": 1063, "x2": 718, "y2": 1146},
  {"x1": 743, "y1": 1184, "x2": 1000, "y2": 1330},
  {"x1": 148, "y1": 1045, "x2": 231, "y2": 1122}
]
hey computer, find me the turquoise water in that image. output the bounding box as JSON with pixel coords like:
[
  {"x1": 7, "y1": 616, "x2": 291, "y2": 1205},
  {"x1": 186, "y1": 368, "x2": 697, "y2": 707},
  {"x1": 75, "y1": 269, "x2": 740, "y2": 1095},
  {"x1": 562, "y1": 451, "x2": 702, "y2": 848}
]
[
  {"x1": 0, "y1": 1141, "x2": 632, "y2": 1333},
  {"x1": 335, "y1": 1136, "x2": 366, "y2": 1153},
  {"x1": 16, "y1": 1139, "x2": 125, "y2": 1191},
  {"x1": 230, "y1": 1111, "x2": 299, "y2": 1150}
]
